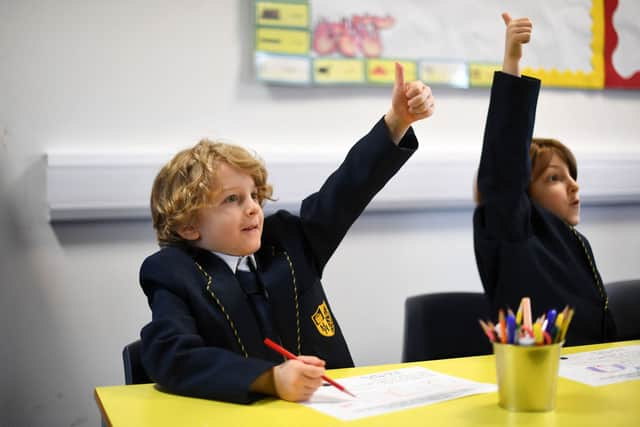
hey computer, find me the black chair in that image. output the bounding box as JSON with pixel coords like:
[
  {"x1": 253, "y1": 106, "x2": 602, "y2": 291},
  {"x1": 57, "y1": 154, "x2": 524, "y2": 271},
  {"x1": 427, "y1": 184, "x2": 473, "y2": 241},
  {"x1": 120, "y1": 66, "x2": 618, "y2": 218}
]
[
  {"x1": 123, "y1": 339, "x2": 152, "y2": 384},
  {"x1": 605, "y1": 280, "x2": 640, "y2": 341},
  {"x1": 402, "y1": 292, "x2": 493, "y2": 362}
]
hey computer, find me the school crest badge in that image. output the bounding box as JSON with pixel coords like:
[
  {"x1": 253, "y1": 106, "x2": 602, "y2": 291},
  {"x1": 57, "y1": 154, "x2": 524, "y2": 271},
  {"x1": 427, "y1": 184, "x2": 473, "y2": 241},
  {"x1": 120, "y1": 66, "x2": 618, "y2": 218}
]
[{"x1": 312, "y1": 300, "x2": 335, "y2": 337}]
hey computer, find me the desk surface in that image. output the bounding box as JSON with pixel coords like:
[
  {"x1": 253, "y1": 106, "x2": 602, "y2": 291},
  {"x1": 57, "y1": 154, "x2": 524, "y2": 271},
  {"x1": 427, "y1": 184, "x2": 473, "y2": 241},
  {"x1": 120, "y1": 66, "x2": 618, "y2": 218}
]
[{"x1": 95, "y1": 340, "x2": 639, "y2": 427}]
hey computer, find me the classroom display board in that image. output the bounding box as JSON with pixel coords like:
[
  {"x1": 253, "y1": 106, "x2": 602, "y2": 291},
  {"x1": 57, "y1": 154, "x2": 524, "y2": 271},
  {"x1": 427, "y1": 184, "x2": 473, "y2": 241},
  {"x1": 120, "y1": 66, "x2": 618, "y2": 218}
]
[{"x1": 254, "y1": 0, "x2": 639, "y2": 89}]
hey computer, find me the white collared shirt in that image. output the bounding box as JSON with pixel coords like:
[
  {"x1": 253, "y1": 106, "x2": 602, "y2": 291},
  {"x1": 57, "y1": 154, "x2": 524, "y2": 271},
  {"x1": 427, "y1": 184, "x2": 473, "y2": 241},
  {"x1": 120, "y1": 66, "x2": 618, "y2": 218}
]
[{"x1": 212, "y1": 251, "x2": 256, "y2": 273}]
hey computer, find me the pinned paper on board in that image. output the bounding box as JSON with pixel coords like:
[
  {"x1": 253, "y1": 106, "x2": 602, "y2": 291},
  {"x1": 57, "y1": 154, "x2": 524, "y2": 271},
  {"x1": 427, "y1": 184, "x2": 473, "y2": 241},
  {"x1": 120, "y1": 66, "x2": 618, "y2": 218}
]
[
  {"x1": 253, "y1": 0, "x2": 639, "y2": 89},
  {"x1": 559, "y1": 345, "x2": 640, "y2": 386}
]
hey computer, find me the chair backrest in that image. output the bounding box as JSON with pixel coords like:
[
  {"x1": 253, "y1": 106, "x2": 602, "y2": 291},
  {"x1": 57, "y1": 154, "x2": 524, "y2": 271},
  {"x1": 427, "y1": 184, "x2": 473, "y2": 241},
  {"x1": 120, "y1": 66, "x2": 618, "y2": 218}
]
[
  {"x1": 605, "y1": 280, "x2": 640, "y2": 341},
  {"x1": 123, "y1": 339, "x2": 151, "y2": 385},
  {"x1": 402, "y1": 292, "x2": 493, "y2": 362}
]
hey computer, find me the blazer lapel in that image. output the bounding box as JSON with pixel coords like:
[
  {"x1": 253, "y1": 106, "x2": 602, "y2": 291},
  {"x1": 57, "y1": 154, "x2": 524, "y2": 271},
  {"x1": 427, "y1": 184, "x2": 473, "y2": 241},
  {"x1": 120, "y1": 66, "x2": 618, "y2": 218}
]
[{"x1": 193, "y1": 250, "x2": 271, "y2": 359}]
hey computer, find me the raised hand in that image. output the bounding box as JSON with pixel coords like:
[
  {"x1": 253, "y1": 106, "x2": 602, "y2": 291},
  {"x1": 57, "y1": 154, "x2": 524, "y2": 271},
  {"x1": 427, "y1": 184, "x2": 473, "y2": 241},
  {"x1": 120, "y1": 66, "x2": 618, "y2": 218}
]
[
  {"x1": 501, "y1": 12, "x2": 533, "y2": 77},
  {"x1": 385, "y1": 62, "x2": 435, "y2": 144}
]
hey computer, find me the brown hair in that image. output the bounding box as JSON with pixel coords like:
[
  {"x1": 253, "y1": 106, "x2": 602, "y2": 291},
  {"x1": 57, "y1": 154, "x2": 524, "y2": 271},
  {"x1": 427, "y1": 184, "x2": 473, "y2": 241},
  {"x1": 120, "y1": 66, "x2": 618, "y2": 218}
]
[
  {"x1": 150, "y1": 139, "x2": 274, "y2": 246},
  {"x1": 529, "y1": 138, "x2": 577, "y2": 183},
  {"x1": 474, "y1": 137, "x2": 577, "y2": 205}
]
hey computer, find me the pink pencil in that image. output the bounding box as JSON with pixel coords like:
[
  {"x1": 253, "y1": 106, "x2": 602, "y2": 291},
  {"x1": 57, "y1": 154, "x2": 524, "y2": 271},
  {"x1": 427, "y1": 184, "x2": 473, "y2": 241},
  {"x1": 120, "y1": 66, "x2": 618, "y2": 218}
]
[{"x1": 521, "y1": 297, "x2": 532, "y2": 331}]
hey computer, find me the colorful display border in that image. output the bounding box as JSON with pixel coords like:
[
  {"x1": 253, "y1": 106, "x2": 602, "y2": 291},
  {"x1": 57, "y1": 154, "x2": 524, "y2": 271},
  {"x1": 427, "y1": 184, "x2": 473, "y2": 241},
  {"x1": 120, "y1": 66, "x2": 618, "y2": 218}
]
[
  {"x1": 253, "y1": 0, "x2": 637, "y2": 90},
  {"x1": 604, "y1": 0, "x2": 640, "y2": 88}
]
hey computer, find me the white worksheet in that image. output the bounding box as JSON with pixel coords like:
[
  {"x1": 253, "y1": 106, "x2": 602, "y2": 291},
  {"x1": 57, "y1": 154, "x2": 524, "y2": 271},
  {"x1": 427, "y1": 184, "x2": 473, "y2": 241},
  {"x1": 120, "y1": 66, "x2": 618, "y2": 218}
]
[
  {"x1": 302, "y1": 366, "x2": 496, "y2": 421},
  {"x1": 559, "y1": 345, "x2": 640, "y2": 386}
]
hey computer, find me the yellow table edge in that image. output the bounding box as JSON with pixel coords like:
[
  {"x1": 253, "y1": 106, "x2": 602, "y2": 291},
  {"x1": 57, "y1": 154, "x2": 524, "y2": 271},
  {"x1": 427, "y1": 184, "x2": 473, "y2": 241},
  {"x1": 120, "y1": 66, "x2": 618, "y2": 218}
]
[{"x1": 95, "y1": 340, "x2": 640, "y2": 427}]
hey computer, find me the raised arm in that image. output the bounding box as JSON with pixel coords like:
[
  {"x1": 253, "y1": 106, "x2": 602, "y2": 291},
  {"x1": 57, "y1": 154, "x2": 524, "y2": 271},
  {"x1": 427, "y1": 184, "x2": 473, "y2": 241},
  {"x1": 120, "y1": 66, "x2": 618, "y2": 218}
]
[
  {"x1": 299, "y1": 65, "x2": 435, "y2": 273},
  {"x1": 475, "y1": 13, "x2": 540, "y2": 241}
]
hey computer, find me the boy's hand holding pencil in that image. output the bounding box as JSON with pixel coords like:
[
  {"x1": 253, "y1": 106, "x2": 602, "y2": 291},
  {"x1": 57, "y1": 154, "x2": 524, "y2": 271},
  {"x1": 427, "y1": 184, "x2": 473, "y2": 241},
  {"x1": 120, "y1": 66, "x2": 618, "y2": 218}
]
[{"x1": 264, "y1": 338, "x2": 356, "y2": 400}]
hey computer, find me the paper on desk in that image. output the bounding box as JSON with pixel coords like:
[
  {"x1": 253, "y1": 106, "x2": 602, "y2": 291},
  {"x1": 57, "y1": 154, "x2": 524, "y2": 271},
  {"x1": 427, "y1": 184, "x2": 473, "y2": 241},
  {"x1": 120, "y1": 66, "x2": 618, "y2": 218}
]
[
  {"x1": 301, "y1": 366, "x2": 496, "y2": 421},
  {"x1": 559, "y1": 344, "x2": 640, "y2": 386}
]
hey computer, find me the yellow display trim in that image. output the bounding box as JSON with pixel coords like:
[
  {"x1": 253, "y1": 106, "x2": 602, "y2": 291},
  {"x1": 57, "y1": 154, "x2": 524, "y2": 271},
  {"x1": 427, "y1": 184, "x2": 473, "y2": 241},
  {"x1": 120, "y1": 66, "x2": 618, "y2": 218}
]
[{"x1": 522, "y1": 0, "x2": 604, "y2": 89}]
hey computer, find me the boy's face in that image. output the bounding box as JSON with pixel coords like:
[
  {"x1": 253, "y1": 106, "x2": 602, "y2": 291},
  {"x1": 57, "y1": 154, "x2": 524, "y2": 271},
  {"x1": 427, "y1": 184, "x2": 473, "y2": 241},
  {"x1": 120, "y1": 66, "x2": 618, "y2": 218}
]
[
  {"x1": 180, "y1": 162, "x2": 264, "y2": 256},
  {"x1": 529, "y1": 153, "x2": 580, "y2": 226}
]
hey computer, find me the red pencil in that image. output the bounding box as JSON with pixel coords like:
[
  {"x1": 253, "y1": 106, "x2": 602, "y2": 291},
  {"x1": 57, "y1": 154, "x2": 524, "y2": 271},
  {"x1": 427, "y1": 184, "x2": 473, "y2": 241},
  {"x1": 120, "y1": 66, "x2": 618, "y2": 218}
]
[
  {"x1": 498, "y1": 309, "x2": 507, "y2": 344},
  {"x1": 478, "y1": 319, "x2": 496, "y2": 342},
  {"x1": 263, "y1": 338, "x2": 356, "y2": 398}
]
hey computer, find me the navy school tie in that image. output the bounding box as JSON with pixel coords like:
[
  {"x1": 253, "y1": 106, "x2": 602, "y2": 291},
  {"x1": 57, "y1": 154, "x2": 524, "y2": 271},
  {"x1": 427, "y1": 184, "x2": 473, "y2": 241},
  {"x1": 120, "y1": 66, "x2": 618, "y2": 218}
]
[{"x1": 235, "y1": 263, "x2": 282, "y2": 358}]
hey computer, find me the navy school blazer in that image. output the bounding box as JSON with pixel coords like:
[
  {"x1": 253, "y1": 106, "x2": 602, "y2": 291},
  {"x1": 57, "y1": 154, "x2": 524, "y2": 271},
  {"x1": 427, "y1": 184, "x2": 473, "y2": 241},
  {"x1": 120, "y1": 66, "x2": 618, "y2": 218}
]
[
  {"x1": 139, "y1": 117, "x2": 418, "y2": 403},
  {"x1": 474, "y1": 72, "x2": 617, "y2": 346}
]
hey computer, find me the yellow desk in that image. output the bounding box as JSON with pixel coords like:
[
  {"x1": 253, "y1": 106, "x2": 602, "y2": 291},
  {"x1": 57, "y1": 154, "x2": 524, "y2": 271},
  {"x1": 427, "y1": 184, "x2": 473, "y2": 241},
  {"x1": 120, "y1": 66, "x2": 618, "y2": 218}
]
[{"x1": 95, "y1": 340, "x2": 639, "y2": 426}]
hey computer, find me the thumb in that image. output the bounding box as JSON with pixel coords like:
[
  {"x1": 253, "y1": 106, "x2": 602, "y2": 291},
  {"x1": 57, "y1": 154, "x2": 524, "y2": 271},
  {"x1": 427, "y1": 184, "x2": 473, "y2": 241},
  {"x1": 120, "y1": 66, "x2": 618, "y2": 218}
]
[
  {"x1": 394, "y1": 62, "x2": 405, "y2": 91},
  {"x1": 501, "y1": 12, "x2": 511, "y2": 26}
]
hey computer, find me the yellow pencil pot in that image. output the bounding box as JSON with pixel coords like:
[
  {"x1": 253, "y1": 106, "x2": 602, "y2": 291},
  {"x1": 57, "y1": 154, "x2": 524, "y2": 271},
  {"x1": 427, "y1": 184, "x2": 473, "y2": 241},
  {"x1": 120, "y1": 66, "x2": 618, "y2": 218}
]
[{"x1": 493, "y1": 342, "x2": 563, "y2": 412}]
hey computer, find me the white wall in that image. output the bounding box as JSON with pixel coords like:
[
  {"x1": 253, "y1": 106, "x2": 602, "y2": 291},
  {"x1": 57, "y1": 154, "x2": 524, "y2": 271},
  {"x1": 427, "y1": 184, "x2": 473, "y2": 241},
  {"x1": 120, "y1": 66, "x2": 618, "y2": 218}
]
[{"x1": 1, "y1": 1, "x2": 640, "y2": 426}]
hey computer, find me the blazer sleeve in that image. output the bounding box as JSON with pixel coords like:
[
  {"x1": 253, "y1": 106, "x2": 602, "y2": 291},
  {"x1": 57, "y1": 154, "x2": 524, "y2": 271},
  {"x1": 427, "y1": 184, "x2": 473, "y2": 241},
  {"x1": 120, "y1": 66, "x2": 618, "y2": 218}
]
[
  {"x1": 139, "y1": 255, "x2": 276, "y2": 404},
  {"x1": 475, "y1": 71, "x2": 541, "y2": 241},
  {"x1": 299, "y1": 116, "x2": 418, "y2": 274}
]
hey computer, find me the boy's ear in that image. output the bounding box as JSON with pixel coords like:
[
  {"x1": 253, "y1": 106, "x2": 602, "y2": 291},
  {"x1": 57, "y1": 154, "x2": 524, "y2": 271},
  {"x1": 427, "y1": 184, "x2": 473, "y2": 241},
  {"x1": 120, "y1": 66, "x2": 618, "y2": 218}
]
[{"x1": 177, "y1": 224, "x2": 200, "y2": 241}]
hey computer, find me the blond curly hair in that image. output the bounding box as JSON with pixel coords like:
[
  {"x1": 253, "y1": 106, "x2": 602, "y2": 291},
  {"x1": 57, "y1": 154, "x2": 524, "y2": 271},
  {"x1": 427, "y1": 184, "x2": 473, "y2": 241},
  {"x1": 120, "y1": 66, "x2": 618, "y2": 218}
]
[{"x1": 151, "y1": 139, "x2": 274, "y2": 246}]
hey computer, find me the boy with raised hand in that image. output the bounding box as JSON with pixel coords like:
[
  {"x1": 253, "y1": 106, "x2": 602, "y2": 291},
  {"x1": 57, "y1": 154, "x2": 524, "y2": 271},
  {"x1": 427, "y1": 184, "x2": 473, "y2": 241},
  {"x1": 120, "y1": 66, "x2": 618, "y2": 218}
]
[
  {"x1": 140, "y1": 63, "x2": 435, "y2": 403},
  {"x1": 474, "y1": 13, "x2": 616, "y2": 345}
]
